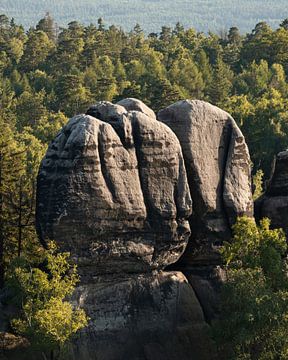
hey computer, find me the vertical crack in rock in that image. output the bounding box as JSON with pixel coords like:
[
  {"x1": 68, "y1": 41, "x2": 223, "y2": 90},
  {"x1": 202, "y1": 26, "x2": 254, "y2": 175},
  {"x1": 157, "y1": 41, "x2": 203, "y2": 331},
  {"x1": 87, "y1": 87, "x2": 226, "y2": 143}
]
[
  {"x1": 219, "y1": 121, "x2": 233, "y2": 240},
  {"x1": 130, "y1": 112, "x2": 153, "y2": 227},
  {"x1": 97, "y1": 123, "x2": 117, "y2": 202}
]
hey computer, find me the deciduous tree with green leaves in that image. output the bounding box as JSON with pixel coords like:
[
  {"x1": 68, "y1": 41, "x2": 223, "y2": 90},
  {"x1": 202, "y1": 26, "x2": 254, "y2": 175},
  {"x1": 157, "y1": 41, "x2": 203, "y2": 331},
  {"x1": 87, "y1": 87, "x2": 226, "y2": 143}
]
[
  {"x1": 7, "y1": 242, "x2": 88, "y2": 360},
  {"x1": 212, "y1": 217, "x2": 288, "y2": 360}
]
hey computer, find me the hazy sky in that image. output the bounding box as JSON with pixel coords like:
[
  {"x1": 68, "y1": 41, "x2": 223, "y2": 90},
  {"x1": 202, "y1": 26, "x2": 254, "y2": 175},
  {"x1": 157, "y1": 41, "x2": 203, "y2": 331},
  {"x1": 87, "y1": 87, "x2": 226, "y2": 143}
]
[{"x1": 1, "y1": 0, "x2": 287, "y2": 33}]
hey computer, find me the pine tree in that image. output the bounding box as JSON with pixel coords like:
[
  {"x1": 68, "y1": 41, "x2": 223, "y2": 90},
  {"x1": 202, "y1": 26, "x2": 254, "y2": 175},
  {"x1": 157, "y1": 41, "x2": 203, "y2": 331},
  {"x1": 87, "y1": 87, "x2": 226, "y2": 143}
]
[
  {"x1": 240, "y1": 22, "x2": 273, "y2": 66},
  {"x1": 55, "y1": 73, "x2": 92, "y2": 116},
  {"x1": 148, "y1": 78, "x2": 183, "y2": 112},
  {"x1": 224, "y1": 28, "x2": 243, "y2": 70},
  {"x1": 208, "y1": 56, "x2": 233, "y2": 105},
  {"x1": 168, "y1": 55, "x2": 204, "y2": 98},
  {"x1": 195, "y1": 49, "x2": 213, "y2": 93},
  {"x1": 0, "y1": 119, "x2": 25, "y2": 288},
  {"x1": 97, "y1": 18, "x2": 105, "y2": 31},
  {"x1": 36, "y1": 12, "x2": 57, "y2": 43},
  {"x1": 16, "y1": 89, "x2": 48, "y2": 130},
  {"x1": 228, "y1": 27, "x2": 242, "y2": 46},
  {"x1": 19, "y1": 30, "x2": 55, "y2": 72}
]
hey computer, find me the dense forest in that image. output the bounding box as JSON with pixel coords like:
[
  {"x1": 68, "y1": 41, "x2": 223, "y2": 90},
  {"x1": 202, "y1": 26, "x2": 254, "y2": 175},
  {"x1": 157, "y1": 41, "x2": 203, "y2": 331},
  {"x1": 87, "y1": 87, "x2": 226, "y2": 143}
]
[{"x1": 1, "y1": 0, "x2": 287, "y2": 33}]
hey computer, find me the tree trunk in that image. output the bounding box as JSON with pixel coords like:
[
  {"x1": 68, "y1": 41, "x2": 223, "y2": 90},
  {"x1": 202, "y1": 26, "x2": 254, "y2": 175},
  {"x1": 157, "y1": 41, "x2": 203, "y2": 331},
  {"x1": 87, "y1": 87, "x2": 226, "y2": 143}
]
[
  {"x1": 17, "y1": 177, "x2": 23, "y2": 257},
  {"x1": 0, "y1": 153, "x2": 4, "y2": 288}
]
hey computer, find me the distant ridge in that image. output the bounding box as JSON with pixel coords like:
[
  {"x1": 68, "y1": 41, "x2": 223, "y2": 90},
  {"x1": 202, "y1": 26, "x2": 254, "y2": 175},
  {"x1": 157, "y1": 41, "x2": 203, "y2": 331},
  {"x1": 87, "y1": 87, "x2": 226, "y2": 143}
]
[{"x1": 1, "y1": 0, "x2": 287, "y2": 33}]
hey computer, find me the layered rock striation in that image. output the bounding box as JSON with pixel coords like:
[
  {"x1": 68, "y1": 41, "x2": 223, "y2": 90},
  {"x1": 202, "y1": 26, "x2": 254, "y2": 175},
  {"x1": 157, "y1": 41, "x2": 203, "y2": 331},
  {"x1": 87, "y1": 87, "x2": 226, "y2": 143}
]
[{"x1": 70, "y1": 271, "x2": 212, "y2": 360}]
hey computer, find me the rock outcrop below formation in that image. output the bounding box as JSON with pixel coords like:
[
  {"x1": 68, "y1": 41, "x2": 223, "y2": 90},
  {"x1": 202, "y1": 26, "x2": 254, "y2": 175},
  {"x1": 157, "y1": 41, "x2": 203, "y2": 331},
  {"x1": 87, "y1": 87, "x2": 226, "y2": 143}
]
[
  {"x1": 255, "y1": 150, "x2": 288, "y2": 234},
  {"x1": 70, "y1": 271, "x2": 213, "y2": 360},
  {"x1": 34, "y1": 98, "x2": 254, "y2": 360}
]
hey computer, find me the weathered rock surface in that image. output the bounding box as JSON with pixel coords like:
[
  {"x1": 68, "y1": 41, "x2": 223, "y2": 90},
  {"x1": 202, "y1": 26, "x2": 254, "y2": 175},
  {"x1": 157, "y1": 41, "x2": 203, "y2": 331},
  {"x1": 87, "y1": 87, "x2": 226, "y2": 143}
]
[
  {"x1": 69, "y1": 271, "x2": 215, "y2": 360},
  {"x1": 158, "y1": 100, "x2": 253, "y2": 265},
  {"x1": 117, "y1": 97, "x2": 157, "y2": 119},
  {"x1": 36, "y1": 101, "x2": 192, "y2": 277},
  {"x1": 255, "y1": 150, "x2": 288, "y2": 233},
  {"x1": 183, "y1": 266, "x2": 226, "y2": 323}
]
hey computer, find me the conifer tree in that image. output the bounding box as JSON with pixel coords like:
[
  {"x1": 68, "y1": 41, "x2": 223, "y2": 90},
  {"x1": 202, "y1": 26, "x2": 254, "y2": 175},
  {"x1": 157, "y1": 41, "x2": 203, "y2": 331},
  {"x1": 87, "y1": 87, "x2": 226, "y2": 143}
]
[
  {"x1": 168, "y1": 55, "x2": 204, "y2": 98},
  {"x1": 0, "y1": 119, "x2": 25, "y2": 288},
  {"x1": 208, "y1": 56, "x2": 233, "y2": 105},
  {"x1": 36, "y1": 12, "x2": 57, "y2": 43}
]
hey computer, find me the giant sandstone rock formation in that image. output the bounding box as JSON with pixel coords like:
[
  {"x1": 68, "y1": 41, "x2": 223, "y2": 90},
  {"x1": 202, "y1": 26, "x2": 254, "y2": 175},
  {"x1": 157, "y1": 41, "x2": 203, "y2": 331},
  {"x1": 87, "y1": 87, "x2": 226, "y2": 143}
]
[
  {"x1": 35, "y1": 98, "x2": 254, "y2": 359},
  {"x1": 36, "y1": 100, "x2": 192, "y2": 277},
  {"x1": 158, "y1": 100, "x2": 253, "y2": 265},
  {"x1": 255, "y1": 150, "x2": 288, "y2": 234}
]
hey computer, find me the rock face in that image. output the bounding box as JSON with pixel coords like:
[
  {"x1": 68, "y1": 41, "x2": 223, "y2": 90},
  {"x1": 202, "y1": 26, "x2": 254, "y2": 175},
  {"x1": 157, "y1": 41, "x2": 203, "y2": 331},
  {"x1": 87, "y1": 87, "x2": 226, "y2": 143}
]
[
  {"x1": 70, "y1": 271, "x2": 214, "y2": 360},
  {"x1": 255, "y1": 150, "x2": 288, "y2": 233},
  {"x1": 158, "y1": 100, "x2": 253, "y2": 265},
  {"x1": 36, "y1": 101, "x2": 192, "y2": 278}
]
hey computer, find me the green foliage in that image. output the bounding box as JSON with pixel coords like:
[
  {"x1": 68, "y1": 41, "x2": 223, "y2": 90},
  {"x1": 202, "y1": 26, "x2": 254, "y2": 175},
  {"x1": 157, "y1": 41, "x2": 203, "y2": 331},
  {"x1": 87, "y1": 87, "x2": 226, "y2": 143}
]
[
  {"x1": 8, "y1": 241, "x2": 88, "y2": 357},
  {"x1": 36, "y1": 12, "x2": 57, "y2": 43},
  {"x1": 19, "y1": 30, "x2": 55, "y2": 72},
  {"x1": 224, "y1": 88, "x2": 288, "y2": 174},
  {"x1": 168, "y1": 54, "x2": 204, "y2": 98},
  {"x1": 252, "y1": 169, "x2": 264, "y2": 200},
  {"x1": 208, "y1": 56, "x2": 233, "y2": 105},
  {"x1": 0, "y1": 116, "x2": 45, "y2": 288},
  {"x1": 213, "y1": 217, "x2": 288, "y2": 360}
]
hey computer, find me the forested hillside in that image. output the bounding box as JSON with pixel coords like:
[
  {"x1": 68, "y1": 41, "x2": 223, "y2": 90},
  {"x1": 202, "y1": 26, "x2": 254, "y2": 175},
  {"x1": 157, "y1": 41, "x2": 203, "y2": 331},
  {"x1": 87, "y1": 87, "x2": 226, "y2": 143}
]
[
  {"x1": 1, "y1": 0, "x2": 287, "y2": 33},
  {"x1": 1, "y1": 11, "x2": 288, "y2": 288}
]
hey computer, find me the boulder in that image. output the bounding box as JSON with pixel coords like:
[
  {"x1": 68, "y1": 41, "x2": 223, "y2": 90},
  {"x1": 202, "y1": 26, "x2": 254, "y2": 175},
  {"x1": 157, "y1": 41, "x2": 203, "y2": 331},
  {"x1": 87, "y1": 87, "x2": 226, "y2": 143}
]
[
  {"x1": 36, "y1": 101, "x2": 192, "y2": 278},
  {"x1": 69, "y1": 271, "x2": 215, "y2": 360},
  {"x1": 158, "y1": 100, "x2": 253, "y2": 265},
  {"x1": 117, "y1": 98, "x2": 156, "y2": 119},
  {"x1": 255, "y1": 150, "x2": 288, "y2": 233}
]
